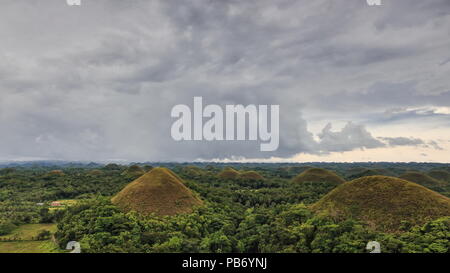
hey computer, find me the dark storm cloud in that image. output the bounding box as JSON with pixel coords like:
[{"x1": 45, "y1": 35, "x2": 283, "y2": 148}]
[{"x1": 0, "y1": 0, "x2": 449, "y2": 161}]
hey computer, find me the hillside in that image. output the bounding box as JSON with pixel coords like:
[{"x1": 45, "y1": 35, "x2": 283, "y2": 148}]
[
  {"x1": 312, "y1": 176, "x2": 450, "y2": 232},
  {"x1": 238, "y1": 171, "x2": 265, "y2": 181},
  {"x1": 121, "y1": 165, "x2": 145, "y2": 178},
  {"x1": 399, "y1": 171, "x2": 444, "y2": 189},
  {"x1": 46, "y1": 170, "x2": 65, "y2": 176},
  {"x1": 347, "y1": 168, "x2": 395, "y2": 180},
  {"x1": 428, "y1": 170, "x2": 450, "y2": 183},
  {"x1": 112, "y1": 167, "x2": 203, "y2": 216},
  {"x1": 182, "y1": 166, "x2": 204, "y2": 177},
  {"x1": 292, "y1": 168, "x2": 345, "y2": 185},
  {"x1": 217, "y1": 167, "x2": 240, "y2": 179},
  {"x1": 286, "y1": 166, "x2": 313, "y2": 175},
  {"x1": 87, "y1": 169, "x2": 104, "y2": 176}
]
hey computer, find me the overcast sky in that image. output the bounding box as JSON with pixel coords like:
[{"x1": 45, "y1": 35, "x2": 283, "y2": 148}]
[{"x1": 1, "y1": 0, "x2": 449, "y2": 162}]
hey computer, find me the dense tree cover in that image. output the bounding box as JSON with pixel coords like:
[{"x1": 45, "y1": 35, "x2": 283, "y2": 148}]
[
  {"x1": 1, "y1": 163, "x2": 450, "y2": 252},
  {"x1": 55, "y1": 199, "x2": 450, "y2": 253}
]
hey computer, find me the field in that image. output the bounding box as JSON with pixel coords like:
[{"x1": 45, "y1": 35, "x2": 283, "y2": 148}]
[
  {"x1": 0, "y1": 240, "x2": 60, "y2": 253},
  {"x1": 0, "y1": 224, "x2": 59, "y2": 253}
]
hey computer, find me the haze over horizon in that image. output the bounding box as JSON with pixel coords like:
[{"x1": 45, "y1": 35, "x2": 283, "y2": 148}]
[{"x1": 1, "y1": 0, "x2": 449, "y2": 163}]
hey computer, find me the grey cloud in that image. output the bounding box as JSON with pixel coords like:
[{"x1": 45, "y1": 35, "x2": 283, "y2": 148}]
[
  {"x1": 379, "y1": 137, "x2": 425, "y2": 146},
  {"x1": 317, "y1": 122, "x2": 385, "y2": 153},
  {"x1": 0, "y1": 0, "x2": 449, "y2": 161},
  {"x1": 427, "y1": 140, "x2": 444, "y2": 151}
]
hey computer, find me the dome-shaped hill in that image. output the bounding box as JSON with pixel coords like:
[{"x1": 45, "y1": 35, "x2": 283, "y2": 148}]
[
  {"x1": 292, "y1": 168, "x2": 345, "y2": 185},
  {"x1": 217, "y1": 167, "x2": 240, "y2": 179},
  {"x1": 399, "y1": 171, "x2": 444, "y2": 189},
  {"x1": 87, "y1": 169, "x2": 104, "y2": 176},
  {"x1": 428, "y1": 170, "x2": 450, "y2": 183},
  {"x1": 238, "y1": 171, "x2": 265, "y2": 181},
  {"x1": 347, "y1": 168, "x2": 395, "y2": 180},
  {"x1": 182, "y1": 166, "x2": 204, "y2": 177},
  {"x1": 311, "y1": 176, "x2": 450, "y2": 232},
  {"x1": 121, "y1": 165, "x2": 145, "y2": 177},
  {"x1": 103, "y1": 163, "x2": 122, "y2": 170},
  {"x1": 47, "y1": 170, "x2": 65, "y2": 176},
  {"x1": 287, "y1": 166, "x2": 313, "y2": 175},
  {"x1": 112, "y1": 167, "x2": 202, "y2": 216},
  {"x1": 142, "y1": 165, "x2": 154, "y2": 172}
]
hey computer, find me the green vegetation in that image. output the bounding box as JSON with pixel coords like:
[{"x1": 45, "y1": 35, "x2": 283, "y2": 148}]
[{"x1": 1, "y1": 162, "x2": 450, "y2": 253}]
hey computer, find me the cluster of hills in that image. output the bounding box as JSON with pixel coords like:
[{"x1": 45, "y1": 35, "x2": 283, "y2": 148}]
[
  {"x1": 217, "y1": 167, "x2": 265, "y2": 181},
  {"x1": 107, "y1": 164, "x2": 450, "y2": 232}
]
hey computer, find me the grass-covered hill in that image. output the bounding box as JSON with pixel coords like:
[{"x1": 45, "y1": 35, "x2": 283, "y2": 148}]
[
  {"x1": 121, "y1": 165, "x2": 145, "y2": 178},
  {"x1": 292, "y1": 168, "x2": 345, "y2": 185},
  {"x1": 112, "y1": 167, "x2": 203, "y2": 216},
  {"x1": 217, "y1": 167, "x2": 241, "y2": 179},
  {"x1": 238, "y1": 171, "x2": 265, "y2": 181},
  {"x1": 428, "y1": 169, "x2": 450, "y2": 183},
  {"x1": 311, "y1": 176, "x2": 450, "y2": 232},
  {"x1": 46, "y1": 170, "x2": 65, "y2": 176},
  {"x1": 399, "y1": 171, "x2": 444, "y2": 189},
  {"x1": 181, "y1": 165, "x2": 205, "y2": 178},
  {"x1": 87, "y1": 169, "x2": 104, "y2": 177},
  {"x1": 346, "y1": 168, "x2": 395, "y2": 180}
]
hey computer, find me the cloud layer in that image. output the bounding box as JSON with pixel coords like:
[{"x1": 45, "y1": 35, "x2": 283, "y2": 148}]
[{"x1": 0, "y1": 0, "x2": 449, "y2": 162}]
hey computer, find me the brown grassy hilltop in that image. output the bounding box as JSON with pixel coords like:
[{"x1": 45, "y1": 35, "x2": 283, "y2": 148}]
[
  {"x1": 399, "y1": 171, "x2": 444, "y2": 189},
  {"x1": 47, "y1": 170, "x2": 65, "y2": 176},
  {"x1": 238, "y1": 171, "x2": 265, "y2": 181},
  {"x1": 112, "y1": 167, "x2": 203, "y2": 216},
  {"x1": 217, "y1": 167, "x2": 240, "y2": 179},
  {"x1": 292, "y1": 168, "x2": 345, "y2": 185},
  {"x1": 87, "y1": 169, "x2": 104, "y2": 176},
  {"x1": 311, "y1": 176, "x2": 450, "y2": 232}
]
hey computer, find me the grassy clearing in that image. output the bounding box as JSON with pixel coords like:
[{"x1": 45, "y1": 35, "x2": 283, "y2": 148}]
[
  {"x1": 0, "y1": 240, "x2": 60, "y2": 253},
  {"x1": 0, "y1": 223, "x2": 61, "y2": 253},
  {"x1": 0, "y1": 223, "x2": 57, "y2": 241}
]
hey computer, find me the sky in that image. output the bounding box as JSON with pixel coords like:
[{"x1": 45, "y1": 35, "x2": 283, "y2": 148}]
[{"x1": 0, "y1": 0, "x2": 449, "y2": 163}]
